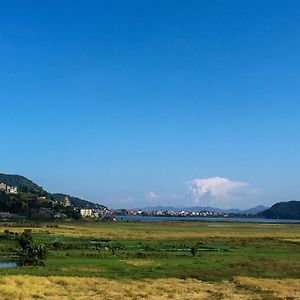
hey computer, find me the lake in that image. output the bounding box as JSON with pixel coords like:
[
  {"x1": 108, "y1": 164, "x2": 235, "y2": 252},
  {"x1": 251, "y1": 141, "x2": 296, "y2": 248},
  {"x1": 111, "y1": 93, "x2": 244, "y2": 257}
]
[
  {"x1": 0, "y1": 262, "x2": 17, "y2": 268},
  {"x1": 116, "y1": 215, "x2": 300, "y2": 223}
]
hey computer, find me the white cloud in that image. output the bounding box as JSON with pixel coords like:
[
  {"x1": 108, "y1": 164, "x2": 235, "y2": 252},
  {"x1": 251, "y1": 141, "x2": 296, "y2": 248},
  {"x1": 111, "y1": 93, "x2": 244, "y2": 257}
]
[
  {"x1": 146, "y1": 191, "x2": 158, "y2": 201},
  {"x1": 186, "y1": 176, "x2": 249, "y2": 207}
]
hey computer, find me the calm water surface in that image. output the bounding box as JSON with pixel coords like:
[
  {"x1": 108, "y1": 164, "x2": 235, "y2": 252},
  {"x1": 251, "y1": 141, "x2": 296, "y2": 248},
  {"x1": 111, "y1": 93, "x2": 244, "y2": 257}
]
[
  {"x1": 117, "y1": 215, "x2": 300, "y2": 223},
  {"x1": 0, "y1": 262, "x2": 17, "y2": 268}
]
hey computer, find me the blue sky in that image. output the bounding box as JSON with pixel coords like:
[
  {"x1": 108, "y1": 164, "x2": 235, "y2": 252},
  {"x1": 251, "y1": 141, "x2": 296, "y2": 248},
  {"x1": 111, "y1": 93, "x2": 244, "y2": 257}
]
[{"x1": 1, "y1": 0, "x2": 300, "y2": 209}]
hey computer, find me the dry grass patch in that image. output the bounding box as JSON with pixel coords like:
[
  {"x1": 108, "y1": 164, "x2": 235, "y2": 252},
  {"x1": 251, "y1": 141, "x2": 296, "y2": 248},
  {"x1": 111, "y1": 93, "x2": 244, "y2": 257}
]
[
  {"x1": 284, "y1": 238, "x2": 300, "y2": 244},
  {"x1": 2, "y1": 223, "x2": 300, "y2": 240},
  {"x1": 125, "y1": 259, "x2": 161, "y2": 267},
  {"x1": 234, "y1": 277, "x2": 300, "y2": 300},
  {"x1": 0, "y1": 275, "x2": 258, "y2": 300},
  {"x1": 0, "y1": 275, "x2": 299, "y2": 299},
  {"x1": 2, "y1": 275, "x2": 298, "y2": 299}
]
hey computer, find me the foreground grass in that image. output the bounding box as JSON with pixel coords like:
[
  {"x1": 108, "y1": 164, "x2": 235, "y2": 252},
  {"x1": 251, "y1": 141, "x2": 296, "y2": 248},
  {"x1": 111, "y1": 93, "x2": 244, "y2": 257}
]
[{"x1": 0, "y1": 275, "x2": 299, "y2": 300}]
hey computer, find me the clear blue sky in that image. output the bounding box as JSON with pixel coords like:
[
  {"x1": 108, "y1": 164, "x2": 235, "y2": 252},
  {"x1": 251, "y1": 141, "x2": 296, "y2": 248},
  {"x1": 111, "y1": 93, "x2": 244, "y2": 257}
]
[{"x1": 1, "y1": 0, "x2": 300, "y2": 209}]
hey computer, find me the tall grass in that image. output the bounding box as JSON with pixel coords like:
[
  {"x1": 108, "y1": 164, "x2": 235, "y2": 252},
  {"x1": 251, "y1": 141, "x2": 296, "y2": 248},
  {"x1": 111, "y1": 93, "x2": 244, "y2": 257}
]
[{"x1": 2, "y1": 275, "x2": 298, "y2": 299}]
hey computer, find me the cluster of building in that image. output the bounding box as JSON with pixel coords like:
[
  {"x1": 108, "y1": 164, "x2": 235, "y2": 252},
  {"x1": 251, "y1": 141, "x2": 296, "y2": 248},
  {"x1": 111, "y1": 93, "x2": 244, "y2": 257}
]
[
  {"x1": 61, "y1": 197, "x2": 113, "y2": 218},
  {"x1": 79, "y1": 207, "x2": 113, "y2": 218},
  {"x1": 39, "y1": 196, "x2": 114, "y2": 219},
  {"x1": 115, "y1": 209, "x2": 228, "y2": 218},
  {"x1": 0, "y1": 183, "x2": 18, "y2": 194}
]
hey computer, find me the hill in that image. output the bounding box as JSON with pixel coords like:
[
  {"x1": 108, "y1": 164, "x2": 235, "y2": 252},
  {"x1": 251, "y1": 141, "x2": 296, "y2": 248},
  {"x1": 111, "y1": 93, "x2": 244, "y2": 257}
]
[
  {"x1": 0, "y1": 173, "x2": 42, "y2": 191},
  {"x1": 0, "y1": 172, "x2": 109, "y2": 216},
  {"x1": 258, "y1": 201, "x2": 300, "y2": 219},
  {"x1": 50, "y1": 193, "x2": 107, "y2": 210}
]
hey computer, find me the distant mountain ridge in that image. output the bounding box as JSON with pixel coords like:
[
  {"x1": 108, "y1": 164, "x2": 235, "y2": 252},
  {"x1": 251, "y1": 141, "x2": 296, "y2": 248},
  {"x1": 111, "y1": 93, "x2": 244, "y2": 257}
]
[
  {"x1": 242, "y1": 205, "x2": 269, "y2": 215},
  {"x1": 140, "y1": 205, "x2": 269, "y2": 215}
]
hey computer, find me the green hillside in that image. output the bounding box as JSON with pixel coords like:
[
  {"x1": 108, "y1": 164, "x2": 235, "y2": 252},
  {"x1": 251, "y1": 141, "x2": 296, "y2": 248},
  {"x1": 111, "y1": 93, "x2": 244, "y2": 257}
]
[
  {"x1": 50, "y1": 193, "x2": 106, "y2": 209},
  {"x1": 0, "y1": 173, "x2": 42, "y2": 191},
  {"x1": 0, "y1": 173, "x2": 109, "y2": 219},
  {"x1": 258, "y1": 201, "x2": 300, "y2": 219}
]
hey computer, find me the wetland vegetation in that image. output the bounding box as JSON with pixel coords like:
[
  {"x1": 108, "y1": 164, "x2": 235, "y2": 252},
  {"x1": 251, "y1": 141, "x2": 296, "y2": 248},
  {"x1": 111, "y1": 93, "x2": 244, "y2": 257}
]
[{"x1": 0, "y1": 221, "x2": 299, "y2": 299}]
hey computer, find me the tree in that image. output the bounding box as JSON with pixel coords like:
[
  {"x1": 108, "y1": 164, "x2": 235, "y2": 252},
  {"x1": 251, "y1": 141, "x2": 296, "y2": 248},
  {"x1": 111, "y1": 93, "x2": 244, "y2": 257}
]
[
  {"x1": 18, "y1": 229, "x2": 33, "y2": 249},
  {"x1": 17, "y1": 230, "x2": 48, "y2": 266}
]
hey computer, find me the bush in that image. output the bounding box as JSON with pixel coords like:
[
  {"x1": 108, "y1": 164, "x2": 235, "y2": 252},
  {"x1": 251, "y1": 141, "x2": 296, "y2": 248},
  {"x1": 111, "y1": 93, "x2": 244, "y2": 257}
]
[
  {"x1": 191, "y1": 246, "x2": 197, "y2": 257},
  {"x1": 0, "y1": 230, "x2": 16, "y2": 240},
  {"x1": 52, "y1": 241, "x2": 64, "y2": 250},
  {"x1": 135, "y1": 252, "x2": 146, "y2": 258}
]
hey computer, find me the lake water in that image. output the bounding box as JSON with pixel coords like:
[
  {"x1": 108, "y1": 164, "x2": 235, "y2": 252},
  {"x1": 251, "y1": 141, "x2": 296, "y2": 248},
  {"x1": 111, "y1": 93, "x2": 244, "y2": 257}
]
[
  {"x1": 0, "y1": 262, "x2": 17, "y2": 268},
  {"x1": 116, "y1": 215, "x2": 300, "y2": 223}
]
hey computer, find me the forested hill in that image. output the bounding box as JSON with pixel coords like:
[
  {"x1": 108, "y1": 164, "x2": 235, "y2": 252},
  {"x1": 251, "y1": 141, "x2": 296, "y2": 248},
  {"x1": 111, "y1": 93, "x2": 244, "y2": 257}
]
[
  {"x1": 50, "y1": 193, "x2": 106, "y2": 209},
  {"x1": 0, "y1": 173, "x2": 107, "y2": 210},
  {"x1": 0, "y1": 173, "x2": 42, "y2": 191},
  {"x1": 258, "y1": 201, "x2": 300, "y2": 219}
]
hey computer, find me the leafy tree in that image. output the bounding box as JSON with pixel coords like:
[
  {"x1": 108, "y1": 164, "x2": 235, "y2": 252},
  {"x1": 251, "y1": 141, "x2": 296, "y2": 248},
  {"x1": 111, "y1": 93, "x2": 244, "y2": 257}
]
[
  {"x1": 17, "y1": 230, "x2": 48, "y2": 266},
  {"x1": 18, "y1": 229, "x2": 33, "y2": 248}
]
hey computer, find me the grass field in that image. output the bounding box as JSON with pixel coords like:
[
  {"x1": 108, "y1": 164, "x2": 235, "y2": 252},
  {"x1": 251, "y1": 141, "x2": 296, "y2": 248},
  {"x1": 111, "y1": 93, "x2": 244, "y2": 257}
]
[{"x1": 0, "y1": 221, "x2": 299, "y2": 299}]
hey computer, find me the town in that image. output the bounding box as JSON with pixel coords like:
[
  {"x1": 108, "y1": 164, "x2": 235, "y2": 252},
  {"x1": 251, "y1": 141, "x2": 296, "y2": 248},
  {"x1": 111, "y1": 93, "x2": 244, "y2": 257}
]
[
  {"x1": 39, "y1": 196, "x2": 114, "y2": 219},
  {"x1": 58, "y1": 196, "x2": 114, "y2": 219},
  {"x1": 114, "y1": 208, "x2": 229, "y2": 218}
]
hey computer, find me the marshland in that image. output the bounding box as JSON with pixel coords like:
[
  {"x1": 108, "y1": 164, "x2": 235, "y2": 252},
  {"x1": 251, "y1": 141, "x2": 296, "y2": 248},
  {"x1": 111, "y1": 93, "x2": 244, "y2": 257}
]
[{"x1": 0, "y1": 221, "x2": 299, "y2": 299}]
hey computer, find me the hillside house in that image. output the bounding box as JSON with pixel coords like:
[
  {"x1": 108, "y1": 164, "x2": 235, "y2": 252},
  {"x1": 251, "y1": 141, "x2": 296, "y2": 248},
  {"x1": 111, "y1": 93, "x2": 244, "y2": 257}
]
[
  {"x1": 0, "y1": 183, "x2": 6, "y2": 191},
  {"x1": 80, "y1": 208, "x2": 92, "y2": 217},
  {"x1": 63, "y1": 196, "x2": 71, "y2": 207},
  {"x1": 6, "y1": 186, "x2": 18, "y2": 194},
  {"x1": 0, "y1": 183, "x2": 18, "y2": 194}
]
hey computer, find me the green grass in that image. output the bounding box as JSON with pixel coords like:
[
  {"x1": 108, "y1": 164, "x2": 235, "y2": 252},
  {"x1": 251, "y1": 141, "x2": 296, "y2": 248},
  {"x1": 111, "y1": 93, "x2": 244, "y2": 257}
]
[{"x1": 0, "y1": 222, "x2": 299, "y2": 282}]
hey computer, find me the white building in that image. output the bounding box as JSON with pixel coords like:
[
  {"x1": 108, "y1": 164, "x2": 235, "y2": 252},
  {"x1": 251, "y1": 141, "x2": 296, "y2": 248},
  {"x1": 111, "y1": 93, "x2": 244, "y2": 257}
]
[
  {"x1": 0, "y1": 183, "x2": 6, "y2": 191},
  {"x1": 6, "y1": 186, "x2": 18, "y2": 194},
  {"x1": 80, "y1": 209, "x2": 92, "y2": 217},
  {"x1": 63, "y1": 196, "x2": 71, "y2": 207}
]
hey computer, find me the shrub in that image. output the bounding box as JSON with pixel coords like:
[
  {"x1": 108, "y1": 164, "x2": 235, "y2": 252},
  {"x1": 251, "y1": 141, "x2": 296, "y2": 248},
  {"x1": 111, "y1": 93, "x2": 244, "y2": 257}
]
[
  {"x1": 52, "y1": 241, "x2": 64, "y2": 250},
  {"x1": 191, "y1": 246, "x2": 197, "y2": 257}
]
